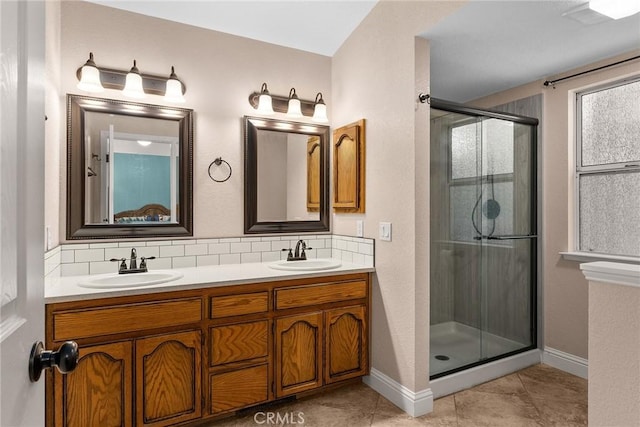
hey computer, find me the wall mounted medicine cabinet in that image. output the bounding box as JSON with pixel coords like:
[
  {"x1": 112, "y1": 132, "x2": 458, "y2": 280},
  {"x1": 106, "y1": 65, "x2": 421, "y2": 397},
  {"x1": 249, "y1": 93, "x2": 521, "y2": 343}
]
[{"x1": 333, "y1": 119, "x2": 365, "y2": 213}]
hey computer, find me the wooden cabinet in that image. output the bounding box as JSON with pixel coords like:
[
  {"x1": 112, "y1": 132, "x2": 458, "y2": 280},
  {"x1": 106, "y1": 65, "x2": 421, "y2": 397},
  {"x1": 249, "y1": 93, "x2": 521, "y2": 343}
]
[
  {"x1": 136, "y1": 331, "x2": 202, "y2": 426},
  {"x1": 333, "y1": 119, "x2": 365, "y2": 213},
  {"x1": 274, "y1": 280, "x2": 369, "y2": 398},
  {"x1": 53, "y1": 341, "x2": 132, "y2": 427},
  {"x1": 307, "y1": 136, "x2": 321, "y2": 212},
  {"x1": 275, "y1": 312, "x2": 323, "y2": 397},
  {"x1": 46, "y1": 272, "x2": 370, "y2": 426},
  {"x1": 325, "y1": 305, "x2": 368, "y2": 384},
  {"x1": 209, "y1": 320, "x2": 270, "y2": 414}
]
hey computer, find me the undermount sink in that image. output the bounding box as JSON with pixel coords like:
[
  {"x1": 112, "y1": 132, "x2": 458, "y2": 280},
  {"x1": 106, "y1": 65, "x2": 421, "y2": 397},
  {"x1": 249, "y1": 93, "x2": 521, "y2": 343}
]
[
  {"x1": 268, "y1": 259, "x2": 342, "y2": 271},
  {"x1": 77, "y1": 270, "x2": 184, "y2": 289}
]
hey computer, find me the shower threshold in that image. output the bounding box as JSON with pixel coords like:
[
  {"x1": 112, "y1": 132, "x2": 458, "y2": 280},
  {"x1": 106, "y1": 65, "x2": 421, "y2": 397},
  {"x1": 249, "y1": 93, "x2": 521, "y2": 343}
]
[{"x1": 430, "y1": 321, "x2": 528, "y2": 378}]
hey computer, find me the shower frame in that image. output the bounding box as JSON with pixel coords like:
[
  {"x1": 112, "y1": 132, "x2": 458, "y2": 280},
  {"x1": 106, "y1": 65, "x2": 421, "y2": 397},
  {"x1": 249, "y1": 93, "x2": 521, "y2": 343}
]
[{"x1": 429, "y1": 97, "x2": 539, "y2": 380}]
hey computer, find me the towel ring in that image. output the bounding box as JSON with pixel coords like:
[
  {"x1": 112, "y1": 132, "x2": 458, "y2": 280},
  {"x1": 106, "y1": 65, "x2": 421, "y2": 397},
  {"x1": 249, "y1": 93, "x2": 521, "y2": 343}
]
[{"x1": 208, "y1": 157, "x2": 232, "y2": 183}]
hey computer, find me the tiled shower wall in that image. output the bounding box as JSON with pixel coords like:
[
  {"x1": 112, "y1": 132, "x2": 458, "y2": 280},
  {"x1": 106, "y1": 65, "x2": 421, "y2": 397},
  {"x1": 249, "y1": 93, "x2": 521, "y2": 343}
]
[{"x1": 45, "y1": 234, "x2": 375, "y2": 277}]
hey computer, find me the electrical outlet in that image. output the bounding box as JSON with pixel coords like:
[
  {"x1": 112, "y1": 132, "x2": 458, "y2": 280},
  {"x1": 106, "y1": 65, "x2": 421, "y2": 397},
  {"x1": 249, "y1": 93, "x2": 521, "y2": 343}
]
[
  {"x1": 379, "y1": 222, "x2": 392, "y2": 242},
  {"x1": 356, "y1": 220, "x2": 364, "y2": 237}
]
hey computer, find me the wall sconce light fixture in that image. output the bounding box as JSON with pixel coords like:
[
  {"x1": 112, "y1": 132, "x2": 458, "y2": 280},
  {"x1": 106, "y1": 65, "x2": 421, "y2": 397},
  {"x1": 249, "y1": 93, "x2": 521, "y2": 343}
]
[
  {"x1": 249, "y1": 83, "x2": 328, "y2": 122},
  {"x1": 77, "y1": 53, "x2": 104, "y2": 93},
  {"x1": 312, "y1": 93, "x2": 328, "y2": 123},
  {"x1": 256, "y1": 83, "x2": 275, "y2": 115},
  {"x1": 76, "y1": 52, "x2": 186, "y2": 103},
  {"x1": 287, "y1": 88, "x2": 303, "y2": 118}
]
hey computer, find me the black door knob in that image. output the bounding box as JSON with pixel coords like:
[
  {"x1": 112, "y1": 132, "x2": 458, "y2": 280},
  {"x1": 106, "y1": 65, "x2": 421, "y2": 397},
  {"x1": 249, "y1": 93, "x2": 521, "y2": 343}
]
[{"x1": 29, "y1": 340, "x2": 79, "y2": 382}]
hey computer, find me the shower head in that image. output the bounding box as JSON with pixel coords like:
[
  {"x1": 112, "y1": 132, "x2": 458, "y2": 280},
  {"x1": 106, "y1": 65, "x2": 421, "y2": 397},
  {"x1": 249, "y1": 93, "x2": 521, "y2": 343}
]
[{"x1": 482, "y1": 199, "x2": 501, "y2": 219}]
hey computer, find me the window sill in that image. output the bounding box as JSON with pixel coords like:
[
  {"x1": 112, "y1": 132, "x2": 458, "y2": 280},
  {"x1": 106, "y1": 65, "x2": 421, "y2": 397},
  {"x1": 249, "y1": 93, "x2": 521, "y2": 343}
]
[{"x1": 560, "y1": 251, "x2": 640, "y2": 265}]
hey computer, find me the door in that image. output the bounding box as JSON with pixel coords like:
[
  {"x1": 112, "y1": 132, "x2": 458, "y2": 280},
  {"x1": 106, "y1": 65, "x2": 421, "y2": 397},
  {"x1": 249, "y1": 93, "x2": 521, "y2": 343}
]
[
  {"x1": 429, "y1": 102, "x2": 537, "y2": 378},
  {"x1": 325, "y1": 306, "x2": 367, "y2": 384},
  {"x1": 135, "y1": 330, "x2": 202, "y2": 427},
  {"x1": 53, "y1": 342, "x2": 132, "y2": 427},
  {"x1": 0, "y1": 1, "x2": 46, "y2": 426},
  {"x1": 275, "y1": 312, "x2": 323, "y2": 397},
  {"x1": 477, "y1": 117, "x2": 537, "y2": 360}
]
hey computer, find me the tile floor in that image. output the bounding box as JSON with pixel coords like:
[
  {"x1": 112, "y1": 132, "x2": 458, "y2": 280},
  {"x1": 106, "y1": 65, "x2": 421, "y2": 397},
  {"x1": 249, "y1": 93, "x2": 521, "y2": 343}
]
[{"x1": 207, "y1": 364, "x2": 587, "y2": 427}]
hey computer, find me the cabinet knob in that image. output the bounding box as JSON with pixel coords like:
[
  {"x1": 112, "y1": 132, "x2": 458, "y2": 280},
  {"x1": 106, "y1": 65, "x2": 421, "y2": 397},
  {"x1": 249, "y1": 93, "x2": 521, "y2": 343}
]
[{"x1": 28, "y1": 340, "x2": 79, "y2": 382}]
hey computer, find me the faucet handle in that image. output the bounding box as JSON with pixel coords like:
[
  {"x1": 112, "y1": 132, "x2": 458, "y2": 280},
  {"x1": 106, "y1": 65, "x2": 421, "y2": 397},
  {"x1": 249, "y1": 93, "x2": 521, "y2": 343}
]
[
  {"x1": 281, "y1": 248, "x2": 293, "y2": 261},
  {"x1": 300, "y1": 245, "x2": 312, "y2": 260},
  {"x1": 140, "y1": 256, "x2": 156, "y2": 271},
  {"x1": 110, "y1": 258, "x2": 127, "y2": 272}
]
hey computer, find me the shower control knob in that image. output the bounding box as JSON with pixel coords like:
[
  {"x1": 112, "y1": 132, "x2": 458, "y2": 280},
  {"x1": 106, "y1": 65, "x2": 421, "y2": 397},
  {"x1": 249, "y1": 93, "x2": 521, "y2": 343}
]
[{"x1": 28, "y1": 340, "x2": 79, "y2": 382}]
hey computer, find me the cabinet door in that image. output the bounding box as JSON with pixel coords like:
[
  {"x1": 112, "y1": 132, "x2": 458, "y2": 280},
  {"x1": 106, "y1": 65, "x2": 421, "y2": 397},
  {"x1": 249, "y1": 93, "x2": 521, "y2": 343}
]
[
  {"x1": 333, "y1": 119, "x2": 365, "y2": 212},
  {"x1": 275, "y1": 312, "x2": 323, "y2": 397},
  {"x1": 325, "y1": 305, "x2": 368, "y2": 384},
  {"x1": 307, "y1": 136, "x2": 321, "y2": 211},
  {"x1": 54, "y1": 341, "x2": 132, "y2": 427},
  {"x1": 136, "y1": 330, "x2": 202, "y2": 427}
]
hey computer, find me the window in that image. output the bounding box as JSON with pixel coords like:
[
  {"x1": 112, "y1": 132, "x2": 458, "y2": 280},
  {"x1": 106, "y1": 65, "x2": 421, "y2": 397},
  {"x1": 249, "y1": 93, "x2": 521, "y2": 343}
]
[
  {"x1": 576, "y1": 77, "x2": 640, "y2": 258},
  {"x1": 449, "y1": 118, "x2": 515, "y2": 242}
]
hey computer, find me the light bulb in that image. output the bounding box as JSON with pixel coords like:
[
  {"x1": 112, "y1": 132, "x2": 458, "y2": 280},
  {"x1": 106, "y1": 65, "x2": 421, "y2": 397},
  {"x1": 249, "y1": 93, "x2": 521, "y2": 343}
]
[
  {"x1": 164, "y1": 66, "x2": 185, "y2": 103},
  {"x1": 122, "y1": 60, "x2": 145, "y2": 99},
  {"x1": 77, "y1": 52, "x2": 104, "y2": 93}
]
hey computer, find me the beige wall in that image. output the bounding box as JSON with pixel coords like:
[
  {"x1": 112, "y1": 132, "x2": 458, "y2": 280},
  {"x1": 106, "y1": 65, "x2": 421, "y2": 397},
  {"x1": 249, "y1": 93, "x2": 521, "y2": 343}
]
[
  {"x1": 45, "y1": 1, "x2": 62, "y2": 249},
  {"x1": 49, "y1": 1, "x2": 331, "y2": 242},
  {"x1": 471, "y1": 50, "x2": 640, "y2": 359},
  {"x1": 588, "y1": 280, "x2": 640, "y2": 426},
  {"x1": 332, "y1": 0, "x2": 466, "y2": 392}
]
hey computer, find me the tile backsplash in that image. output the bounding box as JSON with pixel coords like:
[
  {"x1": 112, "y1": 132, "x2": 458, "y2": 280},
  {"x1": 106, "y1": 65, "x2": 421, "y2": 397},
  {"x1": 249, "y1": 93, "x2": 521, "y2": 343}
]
[{"x1": 46, "y1": 234, "x2": 374, "y2": 277}]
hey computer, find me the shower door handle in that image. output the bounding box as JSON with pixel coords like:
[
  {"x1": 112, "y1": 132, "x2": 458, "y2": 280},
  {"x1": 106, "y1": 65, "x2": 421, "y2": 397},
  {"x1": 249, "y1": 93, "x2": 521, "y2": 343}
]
[{"x1": 485, "y1": 234, "x2": 537, "y2": 240}]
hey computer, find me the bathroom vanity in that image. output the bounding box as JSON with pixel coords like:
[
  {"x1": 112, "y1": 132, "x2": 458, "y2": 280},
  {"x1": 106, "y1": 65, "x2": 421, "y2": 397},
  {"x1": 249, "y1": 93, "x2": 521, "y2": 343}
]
[{"x1": 44, "y1": 265, "x2": 371, "y2": 427}]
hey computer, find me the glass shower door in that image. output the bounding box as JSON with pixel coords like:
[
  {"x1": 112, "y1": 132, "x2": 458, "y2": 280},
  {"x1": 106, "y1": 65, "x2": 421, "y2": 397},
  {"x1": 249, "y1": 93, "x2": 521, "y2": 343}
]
[
  {"x1": 429, "y1": 102, "x2": 537, "y2": 379},
  {"x1": 477, "y1": 117, "x2": 536, "y2": 363}
]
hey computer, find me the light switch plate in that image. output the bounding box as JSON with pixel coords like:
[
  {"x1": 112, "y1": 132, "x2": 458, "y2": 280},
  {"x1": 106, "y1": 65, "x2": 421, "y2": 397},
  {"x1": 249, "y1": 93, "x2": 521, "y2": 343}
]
[
  {"x1": 379, "y1": 222, "x2": 392, "y2": 241},
  {"x1": 356, "y1": 220, "x2": 364, "y2": 237}
]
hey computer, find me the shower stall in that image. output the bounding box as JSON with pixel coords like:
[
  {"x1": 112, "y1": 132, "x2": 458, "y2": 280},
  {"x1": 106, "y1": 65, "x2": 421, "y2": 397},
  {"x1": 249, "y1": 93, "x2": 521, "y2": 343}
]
[{"x1": 429, "y1": 99, "x2": 538, "y2": 380}]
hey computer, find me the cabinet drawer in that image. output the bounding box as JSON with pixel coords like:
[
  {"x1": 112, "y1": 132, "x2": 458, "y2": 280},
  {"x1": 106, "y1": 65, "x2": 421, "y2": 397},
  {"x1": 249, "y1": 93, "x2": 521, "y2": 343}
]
[
  {"x1": 211, "y1": 321, "x2": 268, "y2": 366},
  {"x1": 210, "y1": 292, "x2": 268, "y2": 318},
  {"x1": 53, "y1": 298, "x2": 202, "y2": 341},
  {"x1": 210, "y1": 365, "x2": 269, "y2": 414},
  {"x1": 275, "y1": 280, "x2": 367, "y2": 310}
]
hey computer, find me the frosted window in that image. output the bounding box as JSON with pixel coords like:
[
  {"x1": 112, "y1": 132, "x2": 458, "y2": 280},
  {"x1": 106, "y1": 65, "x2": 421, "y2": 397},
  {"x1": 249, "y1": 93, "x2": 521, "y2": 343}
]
[
  {"x1": 579, "y1": 172, "x2": 640, "y2": 257},
  {"x1": 581, "y1": 80, "x2": 640, "y2": 166},
  {"x1": 451, "y1": 119, "x2": 514, "y2": 179},
  {"x1": 451, "y1": 123, "x2": 479, "y2": 179},
  {"x1": 450, "y1": 182, "x2": 513, "y2": 242},
  {"x1": 482, "y1": 119, "x2": 514, "y2": 176}
]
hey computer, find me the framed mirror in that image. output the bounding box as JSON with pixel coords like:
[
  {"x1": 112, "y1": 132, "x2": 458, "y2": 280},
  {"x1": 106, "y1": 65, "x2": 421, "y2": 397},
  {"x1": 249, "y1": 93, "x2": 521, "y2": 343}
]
[
  {"x1": 244, "y1": 116, "x2": 330, "y2": 233},
  {"x1": 67, "y1": 94, "x2": 193, "y2": 239}
]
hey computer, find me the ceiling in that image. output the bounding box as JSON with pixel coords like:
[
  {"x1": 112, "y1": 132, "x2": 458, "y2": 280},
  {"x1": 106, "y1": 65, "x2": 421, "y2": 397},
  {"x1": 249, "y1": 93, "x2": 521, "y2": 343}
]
[
  {"x1": 87, "y1": 0, "x2": 640, "y2": 103},
  {"x1": 423, "y1": 0, "x2": 640, "y2": 102},
  {"x1": 86, "y1": 0, "x2": 378, "y2": 57}
]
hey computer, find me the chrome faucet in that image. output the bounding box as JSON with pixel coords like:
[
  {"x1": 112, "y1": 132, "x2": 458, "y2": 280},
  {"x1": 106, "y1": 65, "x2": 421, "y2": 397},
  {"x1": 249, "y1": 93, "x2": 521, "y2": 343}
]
[
  {"x1": 110, "y1": 248, "x2": 155, "y2": 274},
  {"x1": 129, "y1": 248, "x2": 137, "y2": 270},
  {"x1": 282, "y1": 240, "x2": 313, "y2": 261}
]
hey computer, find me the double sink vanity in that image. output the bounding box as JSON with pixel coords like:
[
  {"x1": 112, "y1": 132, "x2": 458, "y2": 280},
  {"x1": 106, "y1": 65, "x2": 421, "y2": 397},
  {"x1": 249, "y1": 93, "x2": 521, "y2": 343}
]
[
  {"x1": 45, "y1": 252, "x2": 373, "y2": 427},
  {"x1": 49, "y1": 90, "x2": 370, "y2": 426}
]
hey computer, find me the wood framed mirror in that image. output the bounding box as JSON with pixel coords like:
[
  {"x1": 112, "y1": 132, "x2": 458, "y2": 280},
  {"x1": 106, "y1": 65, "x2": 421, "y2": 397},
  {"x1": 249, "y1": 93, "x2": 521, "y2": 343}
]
[
  {"x1": 244, "y1": 116, "x2": 330, "y2": 234},
  {"x1": 66, "y1": 94, "x2": 193, "y2": 239}
]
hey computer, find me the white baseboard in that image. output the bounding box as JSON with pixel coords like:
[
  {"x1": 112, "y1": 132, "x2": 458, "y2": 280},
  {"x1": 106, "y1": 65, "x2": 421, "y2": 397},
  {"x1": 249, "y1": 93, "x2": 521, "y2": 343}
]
[
  {"x1": 363, "y1": 368, "x2": 433, "y2": 417},
  {"x1": 542, "y1": 347, "x2": 588, "y2": 379},
  {"x1": 429, "y1": 349, "x2": 541, "y2": 399}
]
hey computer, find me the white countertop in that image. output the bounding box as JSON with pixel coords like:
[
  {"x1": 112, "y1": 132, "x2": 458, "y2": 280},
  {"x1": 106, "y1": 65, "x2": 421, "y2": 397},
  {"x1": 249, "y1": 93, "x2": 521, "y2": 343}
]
[{"x1": 45, "y1": 259, "x2": 375, "y2": 303}]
